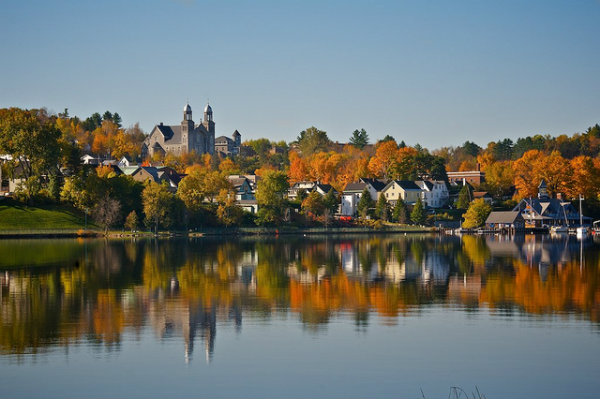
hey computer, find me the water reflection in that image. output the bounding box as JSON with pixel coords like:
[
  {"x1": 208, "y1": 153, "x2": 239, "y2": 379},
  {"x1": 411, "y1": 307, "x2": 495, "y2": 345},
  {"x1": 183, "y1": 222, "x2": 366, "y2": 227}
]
[{"x1": 1, "y1": 234, "x2": 599, "y2": 361}]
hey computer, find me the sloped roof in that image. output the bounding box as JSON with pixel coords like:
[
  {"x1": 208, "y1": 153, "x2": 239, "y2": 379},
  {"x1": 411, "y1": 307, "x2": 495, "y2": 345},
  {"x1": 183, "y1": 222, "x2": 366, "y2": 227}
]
[
  {"x1": 360, "y1": 178, "x2": 388, "y2": 191},
  {"x1": 486, "y1": 211, "x2": 523, "y2": 224},
  {"x1": 415, "y1": 180, "x2": 433, "y2": 191},
  {"x1": 156, "y1": 125, "x2": 182, "y2": 144},
  {"x1": 344, "y1": 182, "x2": 368, "y2": 192},
  {"x1": 395, "y1": 180, "x2": 421, "y2": 190},
  {"x1": 216, "y1": 136, "x2": 234, "y2": 145},
  {"x1": 314, "y1": 183, "x2": 335, "y2": 194},
  {"x1": 228, "y1": 177, "x2": 249, "y2": 188}
]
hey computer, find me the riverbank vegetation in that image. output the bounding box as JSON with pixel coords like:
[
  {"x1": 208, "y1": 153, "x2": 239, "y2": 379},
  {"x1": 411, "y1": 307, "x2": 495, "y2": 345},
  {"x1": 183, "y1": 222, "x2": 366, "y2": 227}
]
[{"x1": 1, "y1": 106, "x2": 600, "y2": 232}]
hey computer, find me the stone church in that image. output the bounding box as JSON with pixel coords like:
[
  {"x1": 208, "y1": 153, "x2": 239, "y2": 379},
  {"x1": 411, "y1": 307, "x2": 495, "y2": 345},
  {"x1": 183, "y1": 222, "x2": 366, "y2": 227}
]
[{"x1": 142, "y1": 103, "x2": 216, "y2": 158}]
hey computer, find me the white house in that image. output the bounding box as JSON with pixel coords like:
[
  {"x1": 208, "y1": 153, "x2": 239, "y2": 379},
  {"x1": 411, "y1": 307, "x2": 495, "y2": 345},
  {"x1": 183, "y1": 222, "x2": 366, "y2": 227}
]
[
  {"x1": 341, "y1": 178, "x2": 387, "y2": 216},
  {"x1": 415, "y1": 180, "x2": 449, "y2": 208}
]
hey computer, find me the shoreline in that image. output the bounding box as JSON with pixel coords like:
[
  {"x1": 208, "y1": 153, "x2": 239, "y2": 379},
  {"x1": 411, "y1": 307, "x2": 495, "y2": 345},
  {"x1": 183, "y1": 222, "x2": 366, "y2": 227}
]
[{"x1": 0, "y1": 226, "x2": 435, "y2": 239}]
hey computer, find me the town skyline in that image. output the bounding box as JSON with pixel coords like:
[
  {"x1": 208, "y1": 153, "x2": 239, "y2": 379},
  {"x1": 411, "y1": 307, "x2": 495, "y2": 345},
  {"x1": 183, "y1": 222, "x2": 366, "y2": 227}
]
[{"x1": 2, "y1": 1, "x2": 600, "y2": 148}]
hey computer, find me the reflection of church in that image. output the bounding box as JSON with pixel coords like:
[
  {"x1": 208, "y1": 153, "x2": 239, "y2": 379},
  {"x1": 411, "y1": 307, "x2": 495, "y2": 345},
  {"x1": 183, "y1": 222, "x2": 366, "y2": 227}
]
[{"x1": 148, "y1": 298, "x2": 217, "y2": 364}]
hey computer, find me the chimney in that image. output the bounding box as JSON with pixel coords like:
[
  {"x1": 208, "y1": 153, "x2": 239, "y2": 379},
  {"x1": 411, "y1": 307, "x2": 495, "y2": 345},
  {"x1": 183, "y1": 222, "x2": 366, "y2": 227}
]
[{"x1": 159, "y1": 122, "x2": 163, "y2": 126}]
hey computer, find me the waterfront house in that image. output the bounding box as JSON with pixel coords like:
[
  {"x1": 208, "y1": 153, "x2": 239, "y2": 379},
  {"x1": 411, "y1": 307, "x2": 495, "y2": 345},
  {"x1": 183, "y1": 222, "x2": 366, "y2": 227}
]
[
  {"x1": 485, "y1": 211, "x2": 525, "y2": 231},
  {"x1": 415, "y1": 180, "x2": 449, "y2": 208},
  {"x1": 381, "y1": 180, "x2": 422, "y2": 205},
  {"x1": 512, "y1": 180, "x2": 591, "y2": 228},
  {"x1": 341, "y1": 178, "x2": 387, "y2": 216}
]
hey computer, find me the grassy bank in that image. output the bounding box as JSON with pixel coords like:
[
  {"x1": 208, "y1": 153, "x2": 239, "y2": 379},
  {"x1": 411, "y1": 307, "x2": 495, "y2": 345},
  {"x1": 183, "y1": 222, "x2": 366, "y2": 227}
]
[{"x1": 0, "y1": 199, "x2": 98, "y2": 234}]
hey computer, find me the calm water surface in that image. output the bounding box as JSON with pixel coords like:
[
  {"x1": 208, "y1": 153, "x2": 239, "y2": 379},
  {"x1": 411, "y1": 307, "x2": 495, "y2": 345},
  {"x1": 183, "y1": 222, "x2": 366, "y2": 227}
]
[{"x1": 1, "y1": 234, "x2": 599, "y2": 398}]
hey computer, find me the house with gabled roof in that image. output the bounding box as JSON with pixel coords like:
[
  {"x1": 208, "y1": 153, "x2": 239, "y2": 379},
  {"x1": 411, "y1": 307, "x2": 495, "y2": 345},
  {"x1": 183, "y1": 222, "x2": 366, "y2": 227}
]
[
  {"x1": 130, "y1": 166, "x2": 181, "y2": 192},
  {"x1": 512, "y1": 180, "x2": 591, "y2": 228},
  {"x1": 227, "y1": 176, "x2": 255, "y2": 201},
  {"x1": 381, "y1": 180, "x2": 422, "y2": 205},
  {"x1": 415, "y1": 180, "x2": 449, "y2": 208},
  {"x1": 341, "y1": 178, "x2": 387, "y2": 216}
]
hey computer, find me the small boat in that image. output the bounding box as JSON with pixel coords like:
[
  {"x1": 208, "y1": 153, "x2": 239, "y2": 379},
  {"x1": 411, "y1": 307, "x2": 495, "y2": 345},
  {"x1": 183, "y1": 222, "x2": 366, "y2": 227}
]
[
  {"x1": 550, "y1": 225, "x2": 568, "y2": 234},
  {"x1": 576, "y1": 226, "x2": 588, "y2": 239}
]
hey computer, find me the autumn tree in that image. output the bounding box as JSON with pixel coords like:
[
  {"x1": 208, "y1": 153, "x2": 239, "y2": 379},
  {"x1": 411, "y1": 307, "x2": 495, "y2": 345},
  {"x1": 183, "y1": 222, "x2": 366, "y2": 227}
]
[
  {"x1": 302, "y1": 191, "x2": 325, "y2": 218},
  {"x1": 462, "y1": 199, "x2": 492, "y2": 229},
  {"x1": 124, "y1": 211, "x2": 139, "y2": 232},
  {"x1": 143, "y1": 181, "x2": 174, "y2": 233},
  {"x1": 368, "y1": 140, "x2": 398, "y2": 179},
  {"x1": 216, "y1": 188, "x2": 244, "y2": 226}
]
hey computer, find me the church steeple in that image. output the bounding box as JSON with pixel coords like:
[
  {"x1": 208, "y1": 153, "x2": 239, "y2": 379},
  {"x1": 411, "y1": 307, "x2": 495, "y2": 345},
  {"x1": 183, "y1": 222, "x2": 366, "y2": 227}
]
[
  {"x1": 202, "y1": 102, "x2": 215, "y2": 134},
  {"x1": 181, "y1": 103, "x2": 194, "y2": 151}
]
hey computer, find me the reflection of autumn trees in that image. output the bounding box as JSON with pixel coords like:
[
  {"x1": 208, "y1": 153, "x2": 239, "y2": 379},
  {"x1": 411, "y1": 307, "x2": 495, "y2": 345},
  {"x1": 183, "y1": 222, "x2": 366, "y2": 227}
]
[
  {"x1": 2, "y1": 236, "x2": 600, "y2": 356},
  {"x1": 481, "y1": 259, "x2": 600, "y2": 321}
]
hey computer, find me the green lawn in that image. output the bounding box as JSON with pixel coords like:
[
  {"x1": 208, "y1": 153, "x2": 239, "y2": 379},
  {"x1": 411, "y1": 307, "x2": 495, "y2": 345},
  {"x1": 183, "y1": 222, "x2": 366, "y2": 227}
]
[{"x1": 0, "y1": 199, "x2": 97, "y2": 231}]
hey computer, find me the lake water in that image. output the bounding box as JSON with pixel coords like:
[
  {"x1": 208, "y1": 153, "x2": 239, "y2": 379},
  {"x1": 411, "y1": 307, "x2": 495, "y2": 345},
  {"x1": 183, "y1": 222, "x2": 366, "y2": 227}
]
[{"x1": 0, "y1": 234, "x2": 599, "y2": 398}]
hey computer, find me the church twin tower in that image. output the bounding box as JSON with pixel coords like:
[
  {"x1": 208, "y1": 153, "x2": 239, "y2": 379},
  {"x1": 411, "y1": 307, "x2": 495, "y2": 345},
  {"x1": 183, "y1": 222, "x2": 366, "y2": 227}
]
[{"x1": 142, "y1": 103, "x2": 217, "y2": 158}]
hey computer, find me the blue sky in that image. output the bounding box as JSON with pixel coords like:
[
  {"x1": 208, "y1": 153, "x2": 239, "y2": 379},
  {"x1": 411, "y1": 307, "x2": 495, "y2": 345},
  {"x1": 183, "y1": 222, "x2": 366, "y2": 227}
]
[{"x1": 1, "y1": 0, "x2": 599, "y2": 149}]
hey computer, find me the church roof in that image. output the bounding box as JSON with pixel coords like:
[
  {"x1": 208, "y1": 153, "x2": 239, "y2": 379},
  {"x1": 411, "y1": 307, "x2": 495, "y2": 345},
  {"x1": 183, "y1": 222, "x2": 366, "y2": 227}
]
[
  {"x1": 156, "y1": 124, "x2": 182, "y2": 144},
  {"x1": 215, "y1": 135, "x2": 234, "y2": 145}
]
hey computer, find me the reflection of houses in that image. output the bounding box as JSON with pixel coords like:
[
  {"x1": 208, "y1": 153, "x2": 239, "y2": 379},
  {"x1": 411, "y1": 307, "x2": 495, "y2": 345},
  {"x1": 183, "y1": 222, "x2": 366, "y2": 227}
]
[
  {"x1": 513, "y1": 180, "x2": 590, "y2": 228},
  {"x1": 339, "y1": 242, "x2": 449, "y2": 283}
]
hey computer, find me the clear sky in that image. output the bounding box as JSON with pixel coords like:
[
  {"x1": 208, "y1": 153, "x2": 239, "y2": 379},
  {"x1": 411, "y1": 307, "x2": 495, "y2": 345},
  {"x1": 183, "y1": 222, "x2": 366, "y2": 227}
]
[{"x1": 1, "y1": 0, "x2": 599, "y2": 149}]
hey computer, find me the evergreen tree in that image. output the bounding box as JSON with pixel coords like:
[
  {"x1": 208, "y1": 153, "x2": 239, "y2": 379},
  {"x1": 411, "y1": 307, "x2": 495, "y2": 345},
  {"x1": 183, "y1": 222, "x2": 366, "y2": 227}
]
[
  {"x1": 410, "y1": 197, "x2": 426, "y2": 225},
  {"x1": 456, "y1": 184, "x2": 472, "y2": 209},
  {"x1": 392, "y1": 198, "x2": 408, "y2": 224},
  {"x1": 356, "y1": 187, "x2": 374, "y2": 218},
  {"x1": 323, "y1": 189, "x2": 338, "y2": 214},
  {"x1": 349, "y1": 128, "x2": 369, "y2": 149},
  {"x1": 375, "y1": 194, "x2": 389, "y2": 221}
]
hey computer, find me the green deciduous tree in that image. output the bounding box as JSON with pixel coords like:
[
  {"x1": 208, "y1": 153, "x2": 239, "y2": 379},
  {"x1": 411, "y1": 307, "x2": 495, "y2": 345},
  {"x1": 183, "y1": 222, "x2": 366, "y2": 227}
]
[
  {"x1": 124, "y1": 210, "x2": 139, "y2": 232},
  {"x1": 301, "y1": 191, "x2": 325, "y2": 217},
  {"x1": 462, "y1": 198, "x2": 492, "y2": 229},
  {"x1": 296, "y1": 126, "x2": 331, "y2": 156},
  {"x1": 255, "y1": 170, "x2": 289, "y2": 225},
  {"x1": 142, "y1": 181, "x2": 174, "y2": 233}
]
